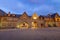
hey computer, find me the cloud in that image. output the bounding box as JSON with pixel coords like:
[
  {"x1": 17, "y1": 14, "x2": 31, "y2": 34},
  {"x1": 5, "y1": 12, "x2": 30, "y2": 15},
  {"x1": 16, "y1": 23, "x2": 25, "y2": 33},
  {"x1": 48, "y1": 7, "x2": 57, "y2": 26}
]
[
  {"x1": 17, "y1": 2, "x2": 34, "y2": 11},
  {"x1": 0, "y1": 7, "x2": 10, "y2": 13},
  {"x1": 17, "y1": 2, "x2": 25, "y2": 8},
  {"x1": 51, "y1": 0, "x2": 60, "y2": 3},
  {"x1": 29, "y1": 0, "x2": 39, "y2": 3},
  {"x1": 32, "y1": 5, "x2": 56, "y2": 15},
  {"x1": 34, "y1": 5, "x2": 54, "y2": 11},
  {"x1": 0, "y1": 0, "x2": 18, "y2": 12},
  {"x1": 0, "y1": 0, "x2": 60, "y2": 15},
  {"x1": 29, "y1": 0, "x2": 45, "y2": 4}
]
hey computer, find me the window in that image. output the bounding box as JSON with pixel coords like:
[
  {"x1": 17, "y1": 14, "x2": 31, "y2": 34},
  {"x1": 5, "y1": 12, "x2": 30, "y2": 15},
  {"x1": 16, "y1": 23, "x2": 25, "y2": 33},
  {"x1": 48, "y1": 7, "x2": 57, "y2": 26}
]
[
  {"x1": 57, "y1": 19, "x2": 59, "y2": 21},
  {"x1": 33, "y1": 17, "x2": 37, "y2": 19}
]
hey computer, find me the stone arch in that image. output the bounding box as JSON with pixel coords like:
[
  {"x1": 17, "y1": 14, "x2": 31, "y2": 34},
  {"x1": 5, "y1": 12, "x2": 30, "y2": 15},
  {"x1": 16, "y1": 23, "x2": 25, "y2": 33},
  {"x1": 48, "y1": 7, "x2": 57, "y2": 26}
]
[{"x1": 17, "y1": 21, "x2": 29, "y2": 29}]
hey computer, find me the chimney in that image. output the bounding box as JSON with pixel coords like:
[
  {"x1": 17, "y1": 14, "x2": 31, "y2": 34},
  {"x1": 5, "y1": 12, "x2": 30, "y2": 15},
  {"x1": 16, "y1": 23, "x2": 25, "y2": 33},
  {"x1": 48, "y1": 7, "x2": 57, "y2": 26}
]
[{"x1": 8, "y1": 12, "x2": 11, "y2": 16}]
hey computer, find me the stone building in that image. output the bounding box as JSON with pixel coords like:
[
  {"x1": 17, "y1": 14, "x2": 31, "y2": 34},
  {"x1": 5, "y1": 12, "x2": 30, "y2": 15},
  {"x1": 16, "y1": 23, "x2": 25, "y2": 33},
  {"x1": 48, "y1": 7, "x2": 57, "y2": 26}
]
[{"x1": 0, "y1": 9, "x2": 60, "y2": 29}]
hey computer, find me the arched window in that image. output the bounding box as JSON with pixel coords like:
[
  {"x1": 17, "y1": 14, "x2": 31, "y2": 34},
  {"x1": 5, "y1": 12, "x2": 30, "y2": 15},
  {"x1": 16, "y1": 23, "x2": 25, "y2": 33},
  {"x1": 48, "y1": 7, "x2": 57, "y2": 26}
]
[{"x1": 32, "y1": 13, "x2": 38, "y2": 19}]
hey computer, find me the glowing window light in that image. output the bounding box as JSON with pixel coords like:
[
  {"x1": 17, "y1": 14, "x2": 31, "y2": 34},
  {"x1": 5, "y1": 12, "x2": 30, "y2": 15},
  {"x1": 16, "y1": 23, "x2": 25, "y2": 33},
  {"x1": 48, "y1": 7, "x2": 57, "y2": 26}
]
[
  {"x1": 33, "y1": 17, "x2": 37, "y2": 19},
  {"x1": 17, "y1": 25, "x2": 20, "y2": 28}
]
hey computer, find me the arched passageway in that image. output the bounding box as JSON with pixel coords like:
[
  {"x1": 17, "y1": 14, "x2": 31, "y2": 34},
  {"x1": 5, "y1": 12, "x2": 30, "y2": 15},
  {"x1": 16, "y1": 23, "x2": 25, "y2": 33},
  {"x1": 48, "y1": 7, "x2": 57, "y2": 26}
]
[
  {"x1": 17, "y1": 22, "x2": 29, "y2": 29},
  {"x1": 32, "y1": 21, "x2": 38, "y2": 29}
]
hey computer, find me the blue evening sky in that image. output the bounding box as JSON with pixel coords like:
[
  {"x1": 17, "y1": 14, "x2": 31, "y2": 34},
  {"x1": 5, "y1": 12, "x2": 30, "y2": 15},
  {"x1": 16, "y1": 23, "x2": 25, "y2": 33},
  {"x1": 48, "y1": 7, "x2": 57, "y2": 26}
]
[{"x1": 0, "y1": 0, "x2": 60, "y2": 15}]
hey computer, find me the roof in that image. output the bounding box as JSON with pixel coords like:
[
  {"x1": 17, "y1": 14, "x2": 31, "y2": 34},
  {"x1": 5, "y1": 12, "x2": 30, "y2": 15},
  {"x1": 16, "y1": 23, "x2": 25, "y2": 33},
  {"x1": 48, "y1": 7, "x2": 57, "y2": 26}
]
[
  {"x1": 0, "y1": 9, "x2": 60, "y2": 18},
  {"x1": 0, "y1": 9, "x2": 7, "y2": 16},
  {"x1": 50, "y1": 13, "x2": 59, "y2": 18}
]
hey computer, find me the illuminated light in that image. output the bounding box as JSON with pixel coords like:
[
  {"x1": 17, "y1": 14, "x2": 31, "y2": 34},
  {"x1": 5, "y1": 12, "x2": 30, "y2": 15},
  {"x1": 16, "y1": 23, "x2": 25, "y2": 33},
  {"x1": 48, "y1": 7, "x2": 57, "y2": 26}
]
[
  {"x1": 17, "y1": 25, "x2": 20, "y2": 28},
  {"x1": 17, "y1": 22, "x2": 29, "y2": 29},
  {"x1": 32, "y1": 13, "x2": 38, "y2": 19},
  {"x1": 32, "y1": 22, "x2": 38, "y2": 29},
  {"x1": 32, "y1": 27, "x2": 36, "y2": 29},
  {"x1": 33, "y1": 17, "x2": 37, "y2": 19}
]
